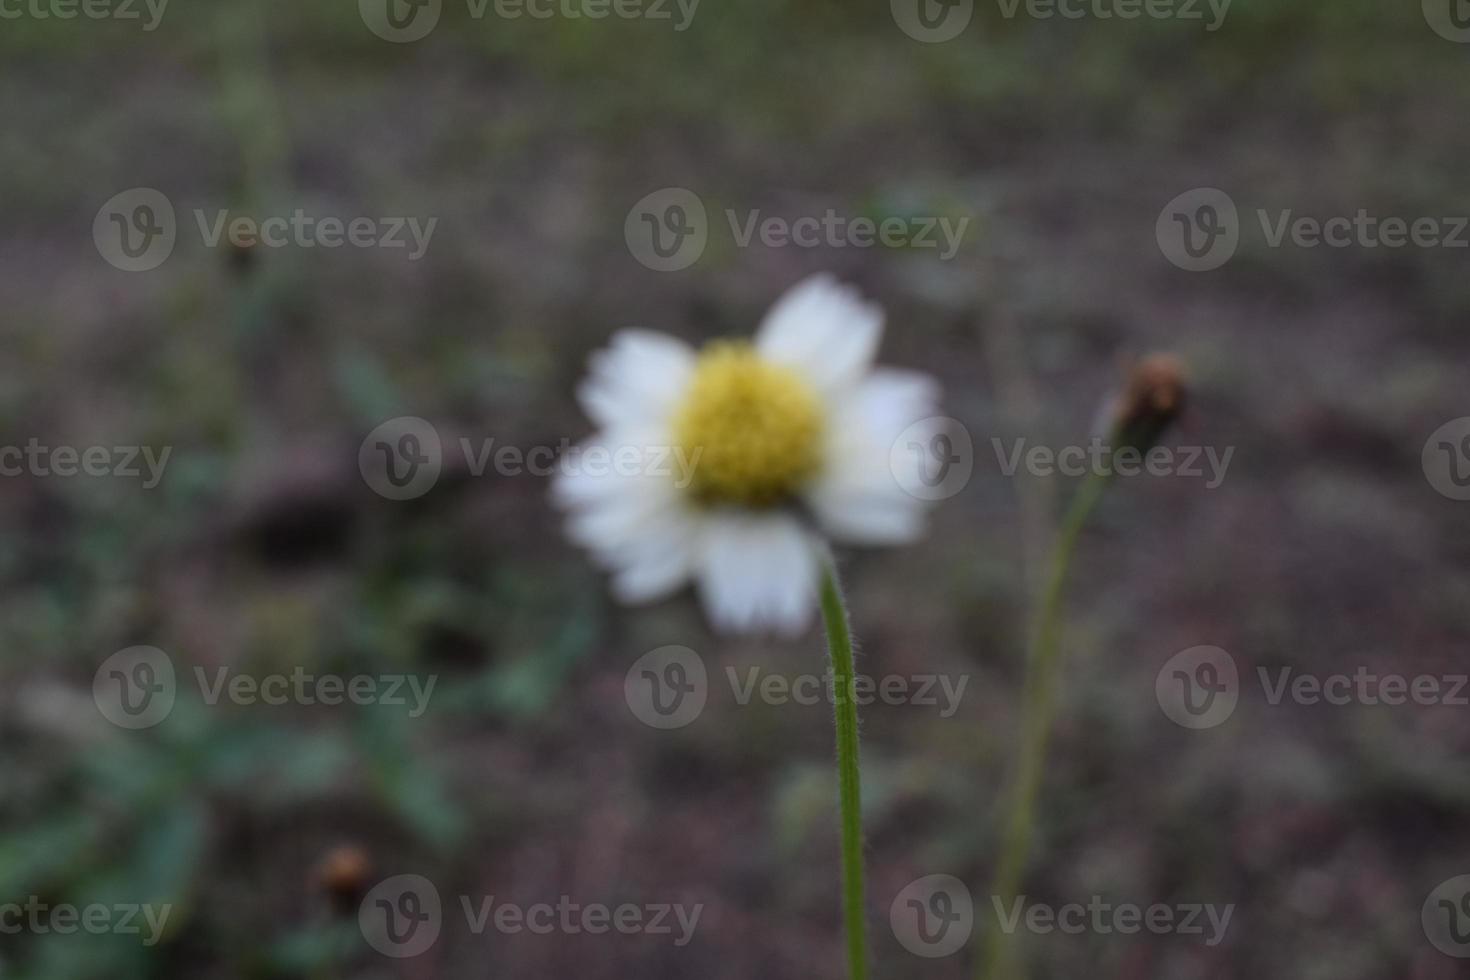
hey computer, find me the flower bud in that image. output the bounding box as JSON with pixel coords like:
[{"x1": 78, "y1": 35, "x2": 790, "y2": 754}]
[
  {"x1": 1110, "y1": 353, "x2": 1187, "y2": 453},
  {"x1": 313, "y1": 844, "x2": 372, "y2": 913}
]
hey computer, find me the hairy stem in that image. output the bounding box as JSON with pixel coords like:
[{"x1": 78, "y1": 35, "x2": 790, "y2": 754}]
[{"x1": 821, "y1": 559, "x2": 869, "y2": 980}]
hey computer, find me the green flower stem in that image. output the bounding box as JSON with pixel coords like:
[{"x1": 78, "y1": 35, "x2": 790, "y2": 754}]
[
  {"x1": 820, "y1": 559, "x2": 869, "y2": 980},
  {"x1": 979, "y1": 468, "x2": 1111, "y2": 980}
]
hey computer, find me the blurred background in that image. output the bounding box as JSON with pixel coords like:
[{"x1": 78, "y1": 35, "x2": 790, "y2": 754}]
[{"x1": 3, "y1": 0, "x2": 1470, "y2": 976}]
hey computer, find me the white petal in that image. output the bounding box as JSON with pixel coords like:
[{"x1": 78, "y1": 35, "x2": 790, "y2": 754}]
[
  {"x1": 610, "y1": 542, "x2": 696, "y2": 603},
  {"x1": 551, "y1": 428, "x2": 699, "y2": 604},
  {"x1": 604, "y1": 511, "x2": 700, "y2": 603},
  {"x1": 577, "y1": 330, "x2": 695, "y2": 430},
  {"x1": 810, "y1": 493, "x2": 926, "y2": 544},
  {"x1": 551, "y1": 426, "x2": 670, "y2": 510},
  {"x1": 755, "y1": 274, "x2": 884, "y2": 396},
  {"x1": 695, "y1": 511, "x2": 819, "y2": 636},
  {"x1": 807, "y1": 368, "x2": 942, "y2": 545}
]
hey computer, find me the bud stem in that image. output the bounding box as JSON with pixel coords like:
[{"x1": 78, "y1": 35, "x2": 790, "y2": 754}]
[{"x1": 979, "y1": 468, "x2": 1111, "y2": 980}]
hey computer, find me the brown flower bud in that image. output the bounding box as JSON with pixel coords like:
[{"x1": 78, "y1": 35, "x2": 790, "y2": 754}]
[
  {"x1": 313, "y1": 845, "x2": 372, "y2": 913},
  {"x1": 1110, "y1": 353, "x2": 1187, "y2": 453}
]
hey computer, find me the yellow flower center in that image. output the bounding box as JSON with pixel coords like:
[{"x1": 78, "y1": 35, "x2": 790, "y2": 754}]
[{"x1": 673, "y1": 342, "x2": 824, "y2": 508}]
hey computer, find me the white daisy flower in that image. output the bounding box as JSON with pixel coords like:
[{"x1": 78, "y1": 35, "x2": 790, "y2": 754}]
[{"x1": 553, "y1": 274, "x2": 942, "y2": 636}]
